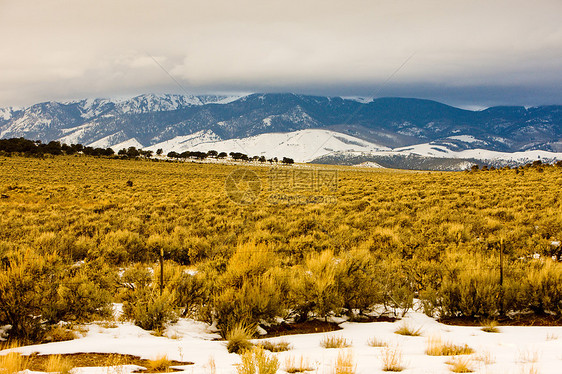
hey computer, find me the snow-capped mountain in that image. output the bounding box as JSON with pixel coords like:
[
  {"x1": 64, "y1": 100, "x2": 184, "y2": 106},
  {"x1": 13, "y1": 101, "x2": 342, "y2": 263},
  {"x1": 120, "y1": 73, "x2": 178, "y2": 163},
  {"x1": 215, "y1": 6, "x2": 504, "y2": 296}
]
[
  {"x1": 188, "y1": 129, "x2": 390, "y2": 163},
  {"x1": 1, "y1": 93, "x2": 561, "y2": 168}
]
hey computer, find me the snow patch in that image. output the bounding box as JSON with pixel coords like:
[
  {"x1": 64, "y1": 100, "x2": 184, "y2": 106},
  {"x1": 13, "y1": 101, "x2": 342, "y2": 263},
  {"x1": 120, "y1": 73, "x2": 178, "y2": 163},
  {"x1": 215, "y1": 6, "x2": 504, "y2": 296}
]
[
  {"x1": 57, "y1": 123, "x2": 97, "y2": 145},
  {"x1": 447, "y1": 135, "x2": 481, "y2": 143},
  {"x1": 4, "y1": 310, "x2": 562, "y2": 374},
  {"x1": 341, "y1": 96, "x2": 373, "y2": 104},
  {"x1": 355, "y1": 161, "x2": 385, "y2": 168}
]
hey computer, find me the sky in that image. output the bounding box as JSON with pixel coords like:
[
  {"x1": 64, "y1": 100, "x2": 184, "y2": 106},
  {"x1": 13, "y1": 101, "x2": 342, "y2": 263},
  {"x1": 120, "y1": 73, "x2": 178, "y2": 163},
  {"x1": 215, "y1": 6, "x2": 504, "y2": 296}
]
[{"x1": 0, "y1": 0, "x2": 561, "y2": 109}]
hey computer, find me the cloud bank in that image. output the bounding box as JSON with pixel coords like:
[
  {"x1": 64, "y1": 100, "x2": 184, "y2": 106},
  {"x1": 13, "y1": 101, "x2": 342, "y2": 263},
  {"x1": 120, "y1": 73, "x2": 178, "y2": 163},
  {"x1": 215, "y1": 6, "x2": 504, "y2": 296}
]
[{"x1": 1, "y1": 0, "x2": 561, "y2": 108}]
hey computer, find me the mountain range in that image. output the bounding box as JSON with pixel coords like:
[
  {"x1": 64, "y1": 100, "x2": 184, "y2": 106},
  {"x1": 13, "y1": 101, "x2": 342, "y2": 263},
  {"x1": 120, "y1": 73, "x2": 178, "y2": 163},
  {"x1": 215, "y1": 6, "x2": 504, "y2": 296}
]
[{"x1": 1, "y1": 93, "x2": 561, "y2": 169}]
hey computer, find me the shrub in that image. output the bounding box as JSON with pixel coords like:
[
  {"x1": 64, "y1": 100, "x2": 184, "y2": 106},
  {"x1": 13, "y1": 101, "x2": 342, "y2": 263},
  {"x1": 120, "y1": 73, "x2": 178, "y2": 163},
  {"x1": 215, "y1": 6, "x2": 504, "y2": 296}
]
[
  {"x1": 290, "y1": 251, "x2": 343, "y2": 322},
  {"x1": 236, "y1": 347, "x2": 279, "y2": 374},
  {"x1": 42, "y1": 325, "x2": 77, "y2": 343},
  {"x1": 379, "y1": 259, "x2": 415, "y2": 317},
  {"x1": 175, "y1": 272, "x2": 209, "y2": 316},
  {"x1": 211, "y1": 245, "x2": 286, "y2": 333},
  {"x1": 226, "y1": 323, "x2": 254, "y2": 354},
  {"x1": 519, "y1": 260, "x2": 562, "y2": 315},
  {"x1": 205, "y1": 356, "x2": 216, "y2": 374},
  {"x1": 519, "y1": 364, "x2": 540, "y2": 374},
  {"x1": 423, "y1": 251, "x2": 518, "y2": 319},
  {"x1": 120, "y1": 264, "x2": 178, "y2": 332},
  {"x1": 0, "y1": 251, "x2": 53, "y2": 341},
  {"x1": 320, "y1": 335, "x2": 352, "y2": 348},
  {"x1": 213, "y1": 274, "x2": 284, "y2": 336},
  {"x1": 335, "y1": 249, "x2": 383, "y2": 317},
  {"x1": 98, "y1": 229, "x2": 147, "y2": 264},
  {"x1": 0, "y1": 249, "x2": 114, "y2": 342},
  {"x1": 439, "y1": 269, "x2": 501, "y2": 318},
  {"x1": 43, "y1": 264, "x2": 113, "y2": 324},
  {"x1": 125, "y1": 289, "x2": 178, "y2": 332}
]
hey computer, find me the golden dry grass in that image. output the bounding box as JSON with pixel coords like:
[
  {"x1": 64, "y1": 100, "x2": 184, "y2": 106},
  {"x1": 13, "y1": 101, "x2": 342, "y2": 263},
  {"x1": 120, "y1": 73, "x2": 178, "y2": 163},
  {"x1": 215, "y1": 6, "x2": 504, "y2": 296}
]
[
  {"x1": 519, "y1": 364, "x2": 541, "y2": 374},
  {"x1": 473, "y1": 350, "x2": 496, "y2": 365},
  {"x1": 283, "y1": 355, "x2": 314, "y2": 373},
  {"x1": 2, "y1": 156, "x2": 562, "y2": 342},
  {"x1": 320, "y1": 335, "x2": 352, "y2": 349},
  {"x1": 226, "y1": 324, "x2": 254, "y2": 354},
  {"x1": 380, "y1": 347, "x2": 404, "y2": 372},
  {"x1": 366, "y1": 337, "x2": 388, "y2": 347},
  {"x1": 0, "y1": 343, "x2": 29, "y2": 374},
  {"x1": 236, "y1": 347, "x2": 279, "y2": 374},
  {"x1": 425, "y1": 336, "x2": 474, "y2": 356},
  {"x1": 332, "y1": 350, "x2": 355, "y2": 374},
  {"x1": 394, "y1": 322, "x2": 422, "y2": 337},
  {"x1": 446, "y1": 356, "x2": 474, "y2": 373},
  {"x1": 517, "y1": 349, "x2": 540, "y2": 364},
  {"x1": 146, "y1": 355, "x2": 172, "y2": 373},
  {"x1": 45, "y1": 355, "x2": 74, "y2": 374},
  {"x1": 204, "y1": 356, "x2": 216, "y2": 374},
  {"x1": 481, "y1": 320, "x2": 500, "y2": 333}
]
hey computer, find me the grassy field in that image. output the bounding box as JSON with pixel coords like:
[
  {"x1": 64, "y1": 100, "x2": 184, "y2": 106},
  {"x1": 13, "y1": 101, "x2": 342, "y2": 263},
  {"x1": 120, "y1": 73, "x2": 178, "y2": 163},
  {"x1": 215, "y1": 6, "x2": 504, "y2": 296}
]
[{"x1": 1, "y1": 155, "x2": 562, "y2": 341}]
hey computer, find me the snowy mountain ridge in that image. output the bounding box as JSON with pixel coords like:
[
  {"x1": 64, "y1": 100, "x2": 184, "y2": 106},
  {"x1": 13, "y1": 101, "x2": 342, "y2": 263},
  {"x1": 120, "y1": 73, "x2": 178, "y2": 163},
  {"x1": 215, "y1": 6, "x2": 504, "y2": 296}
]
[
  {"x1": 158, "y1": 129, "x2": 562, "y2": 166},
  {"x1": 1, "y1": 93, "x2": 561, "y2": 168}
]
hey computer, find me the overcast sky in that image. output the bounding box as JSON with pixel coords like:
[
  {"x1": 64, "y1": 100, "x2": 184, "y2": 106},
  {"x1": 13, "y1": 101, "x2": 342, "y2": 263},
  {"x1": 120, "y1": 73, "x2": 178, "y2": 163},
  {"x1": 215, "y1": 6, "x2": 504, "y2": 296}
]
[{"x1": 1, "y1": 0, "x2": 561, "y2": 109}]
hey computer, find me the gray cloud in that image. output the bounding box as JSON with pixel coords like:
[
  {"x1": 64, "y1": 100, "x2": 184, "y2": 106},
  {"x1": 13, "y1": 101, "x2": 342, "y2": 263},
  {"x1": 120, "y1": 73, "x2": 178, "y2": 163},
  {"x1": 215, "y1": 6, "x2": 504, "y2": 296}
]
[{"x1": 0, "y1": 0, "x2": 561, "y2": 108}]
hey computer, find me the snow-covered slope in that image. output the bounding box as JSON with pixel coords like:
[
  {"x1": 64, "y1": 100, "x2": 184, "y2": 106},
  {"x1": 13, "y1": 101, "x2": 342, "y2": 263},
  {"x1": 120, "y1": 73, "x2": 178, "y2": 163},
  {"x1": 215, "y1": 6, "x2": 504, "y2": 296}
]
[
  {"x1": 144, "y1": 130, "x2": 222, "y2": 154},
  {"x1": 109, "y1": 138, "x2": 144, "y2": 151},
  {"x1": 57, "y1": 123, "x2": 99, "y2": 145},
  {"x1": 394, "y1": 142, "x2": 562, "y2": 163},
  {"x1": 355, "y1": 161, "x2": 385, "y2": 168},
  {"x1": 0, "y1": 107, "x2": 15, "y2": 121},
  {"x1": 188, "y1": 129, "x2": 390, "y2": 162},
  {"x1": 151, "y1": 128, "x2": 562, "y2": 167},
  {"x1": 88, "y1": 131, "x2": 132, "y2": 149}
]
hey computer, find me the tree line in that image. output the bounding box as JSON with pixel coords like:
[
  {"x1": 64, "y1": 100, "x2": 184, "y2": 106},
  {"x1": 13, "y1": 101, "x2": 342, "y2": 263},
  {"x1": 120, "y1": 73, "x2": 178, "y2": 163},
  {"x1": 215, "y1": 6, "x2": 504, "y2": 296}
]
[
  {"x1": 0, "y1": 138, "x2": 114, "y2": 157},
  {"x1": 166, "y1": 150, "x2": 294, "y2": 164},
  {"x1": 0, "y1": 137, "x2": 296, "y2": 164}
]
